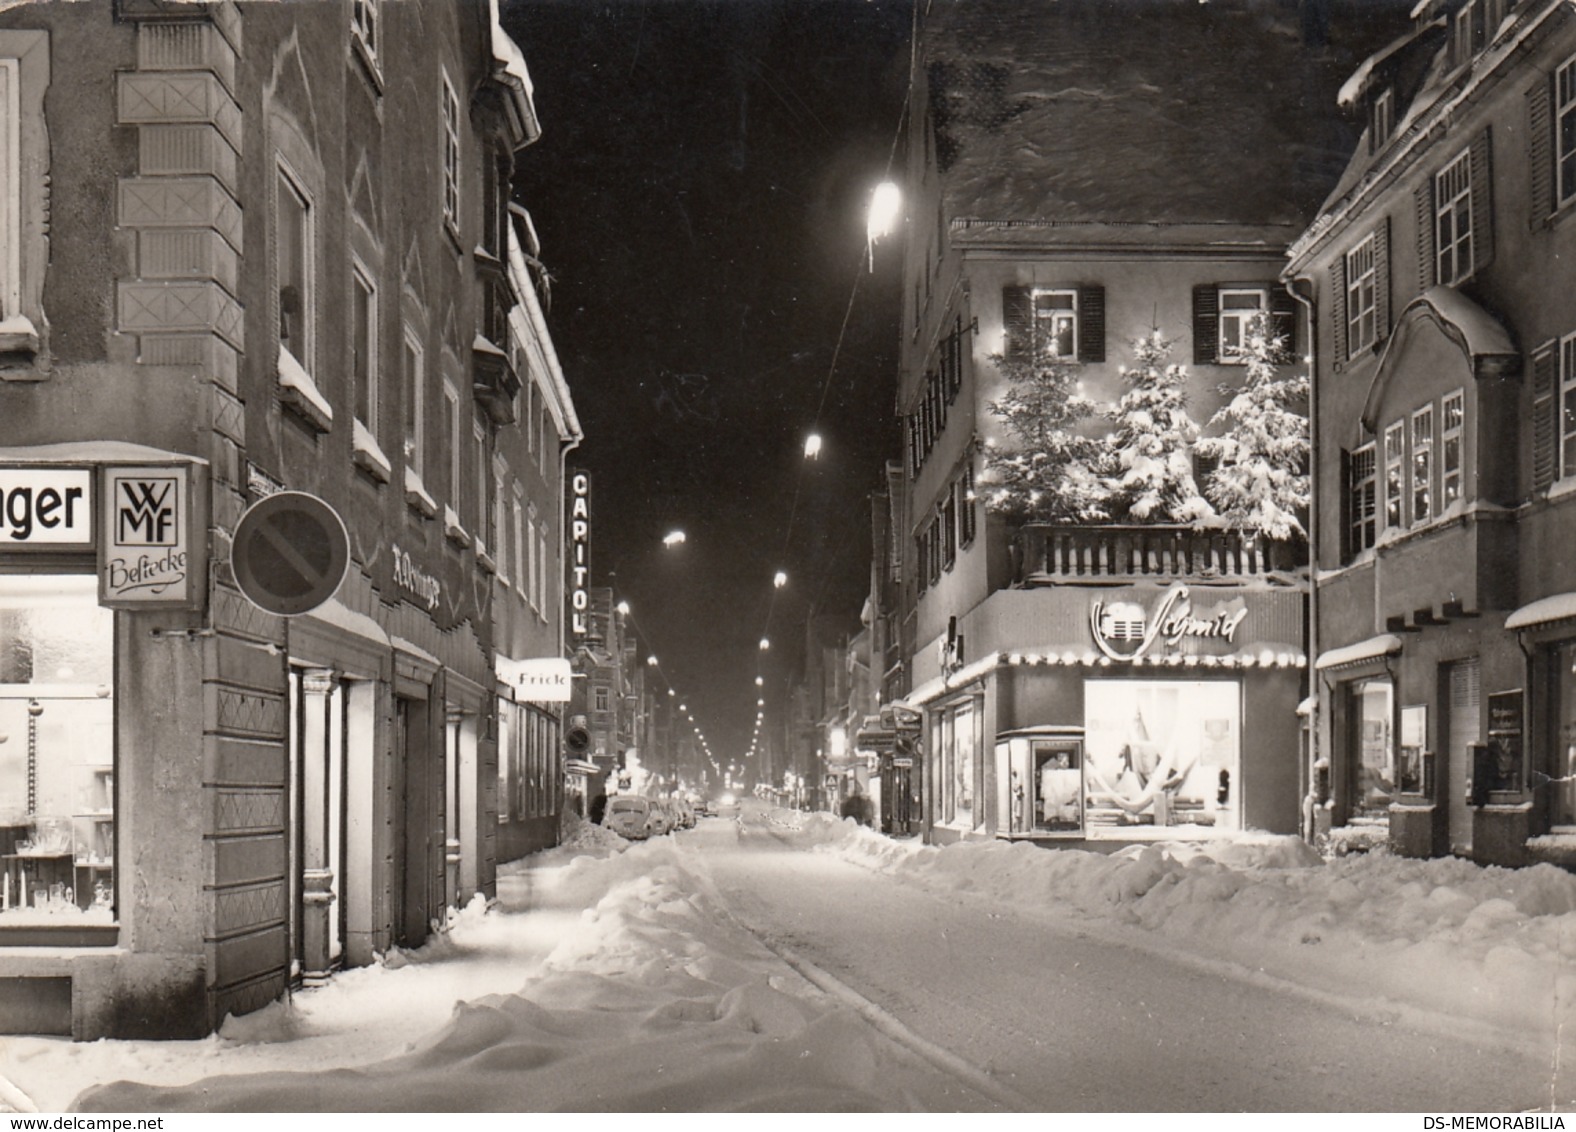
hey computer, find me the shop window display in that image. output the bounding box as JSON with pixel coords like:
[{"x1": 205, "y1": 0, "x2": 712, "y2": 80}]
[
  {"x1": 0, "y1": 575, "x2": 115, "y2": 926},
  {"x1": 1351, "y1": 678, "x2": 1395, "y2": 818},
  {"x1": 1083, "y1": 681, "x2": 1240, "y2": 836},
  {"x1": 1552, "y1": 643, "x2": 1576, "y2": 827}
]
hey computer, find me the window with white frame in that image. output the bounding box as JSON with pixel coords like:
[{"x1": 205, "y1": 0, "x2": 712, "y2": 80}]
[
  {"x1": 350, "y1": 0, "x2": 380, "y2": 72},
  {"x1": 1032, "y1": 289, "x2": 1077, "y2": 359},
  {"x1": 351, "y1": 264, "x2": 378, "y2": 428},
  {"x1": 441, "y1": 380, "x2": 461, "y2": 506},
  {"x1": 1218, "y1": 288, "x2": 1267, "y2": 360},
  {"x1": 1561, "y1": 333, "x2": 1576, "y2": 480},
  {"x1": 473, "y1": 418, "x2": 489, "y2": 544},
  {"x1": 537, "y1": 526, "x2": 550, "y2": 613},
  {"x1": 493, "y1": 463, "x2": 509, "y2": 582},
  {"x1": 1384, "y1": 420, "x2": 1405, "y2": 530},
  {"x1": 1346, "y1": 236, "x2": 1377, "y2": 355},
  {"x1": 1411, "y1": 404, "x2": 1435, "y2": 526},
  {"x1": 1435, "y1": 149, "x2": 1473, "y2": 285},
  {"x1": 1559, "y1": 58, "x2": 1576, "y2": 208},
  {"x1": 512, "y1": 494, "x2": 526, "y2": 595},
  {"x1": 525, "y1": 507, "x2": 538, "y2": 611},
  {"x1": 1442, "y1": 390, "x2": 1464, "y2": 507},
  {"x1": 2, "y1": 57, "x2": 19, "y2": 323},
  {"x1": 1371, "y1": 88, "x2": 1395, "y2": 152},
  {"x1": 441, "y1": 71, "x2": 461, "y2": 234},
  {"x1": 277, "y1": 164, "x2": 313, "y2": 365},
  {"x1": 402, "y1": 329, "x2": 424, "y2": 473},
  {"x1": 0, "y1": 34, "x2": 47, "y2": 357},
  {"x1": 1349, "y1": 443, "x2": 1378, "y2": 555}
]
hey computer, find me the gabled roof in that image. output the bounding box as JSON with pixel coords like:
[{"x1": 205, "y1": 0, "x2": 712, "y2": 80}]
[
  {"x1": 1360, "y1": 287, "x2": 1519, "y2": 430},
  {"x1": 922, "y1": 0, "x2": 1395, "y2": 231}
]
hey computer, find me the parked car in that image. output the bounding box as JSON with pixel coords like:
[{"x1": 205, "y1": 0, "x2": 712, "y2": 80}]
[
  {"x1": 603, "y1": 795, "x2": 656, "y2": 841},
  {"x1": 692, "y1": 797, "x2": 712, "y2": 818},
  {"x1": 646, "y1": 799, "x2": 675, "y2": 836},
  {"x1": 671, "y1": 798, "x2": 696, "y2": 829}
]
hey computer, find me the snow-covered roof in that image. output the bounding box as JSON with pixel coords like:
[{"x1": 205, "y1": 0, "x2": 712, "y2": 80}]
[
  {"x1": 1362, "y1": 287, "x2": 1518, "y2": 429},
  {"x1": 1337, "y1": 16, "x2": 1446, "y2": 109},
  {"x1": 1314, "y1": 633, "x2": 1402, "y2": 670},
  {"x1": 302, "y1": 597, "x2": 390, "y2": 648},
  {"x1": 1506, "y1": 592, "x2": 1576, "y2": 632},
  {"x1": 0, "y1": 441, "x2": 209, "y2": 466},
  {"x1": 487, "y1": 0, "x2": 541, "y2": 149},
  {"x1": 922, "y1": 0, "x2": 1372, "y2": 231}
]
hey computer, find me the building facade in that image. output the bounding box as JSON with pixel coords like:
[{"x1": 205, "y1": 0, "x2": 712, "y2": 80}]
[
  {"x1": 1289, "y1": 0, "x2": 1576, "y2": 866},
  {"x1": 0, "y1": 0, "x2": 576, "y2": 1039},
  {"x1": 891, "y1": 0, "x2": 1405, "y2": 847}
]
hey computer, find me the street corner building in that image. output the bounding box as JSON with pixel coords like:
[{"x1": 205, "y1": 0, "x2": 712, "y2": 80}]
[
  {"x1": 1288, "y1": 0, "x2": 1576, "y2": 868},
  {"x1": 0, "y1": 0, "x2": 581, "y2": 1039},
  {"x1": 874, "y1": 0, "x2": 1428, "y2": 848}
]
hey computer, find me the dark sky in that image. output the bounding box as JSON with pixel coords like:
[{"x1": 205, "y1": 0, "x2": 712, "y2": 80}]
[{"x1": 502, "y1": 0, "x2": 913, "y2": 765}]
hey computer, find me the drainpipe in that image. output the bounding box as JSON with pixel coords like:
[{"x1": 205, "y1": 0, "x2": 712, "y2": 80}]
[{"x1": 1286, "y1": 274, "x2": 1319, "y2": 840}]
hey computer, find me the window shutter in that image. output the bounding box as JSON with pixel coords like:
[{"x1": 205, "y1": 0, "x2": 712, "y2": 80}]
[
  {"x1": 1470, "y1": 126, "x2": 1494, "y2": 272},
  {"x1": 1339, "y1": 448, "x2": 1354, "y2": 561},
  {"x1": 1329, "y1": 258, "x2": 1348, "y2": 363},
  {"x1": 1077, "y1": 284, "x2": 1106, "y2": 363},
  {"x1": 1415, "y1": 179, "x2": 1436, "y2": 292},
  {"x1": 1271, "y1": 283, "x2": 1297, "y2": 355},
  {"x1": 1529, "y1": 76, "x2": 1554, "y2": 226},
  {"x1": 1374, "y1": 215, "x2": 1392, "y2": 343},
  {"x1": 1193, "y1": 284, "x2": 1219, "y2": 364},
  {"x1": 1532, "y1": 340, "x2": 1558, "y2": 492},
  {"x1": 1002, "y1": 285, "x2": 1032, "y2": 361}
]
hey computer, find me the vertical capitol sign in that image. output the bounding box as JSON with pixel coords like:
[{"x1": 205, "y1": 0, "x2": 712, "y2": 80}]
[{"x1": 568, "y1": 470, "x2": 591, "y2": 637}]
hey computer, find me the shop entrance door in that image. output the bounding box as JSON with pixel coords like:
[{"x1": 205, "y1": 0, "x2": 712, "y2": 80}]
[
  {"x1": 288, "y1": 668, "x2": 347, "y2": 983},
  {"x1": 394, "y1": 686, "x2": 447, "y2": 948},
  {"x1": 1447, "y1": 659, "x2": 1481, "y2": 855}
]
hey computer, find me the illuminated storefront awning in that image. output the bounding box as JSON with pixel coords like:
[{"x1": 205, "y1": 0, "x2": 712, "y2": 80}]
[
  {"x1": 1506, "y1": 592, "x2": 1576, "y2": 632},
  {"x1": 1313, "y1": 634, "x2": 1402, "y2": 671}
]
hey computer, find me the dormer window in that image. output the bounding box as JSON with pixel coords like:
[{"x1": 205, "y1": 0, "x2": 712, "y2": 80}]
[{"x1": 1370, "y1": 88, "x2": 1395, "y2": 153}]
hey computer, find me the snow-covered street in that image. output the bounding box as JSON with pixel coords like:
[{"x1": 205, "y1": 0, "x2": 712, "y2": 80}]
[{"x1": 3, "y1": 802, "x2": 1572, "y2": 1112}]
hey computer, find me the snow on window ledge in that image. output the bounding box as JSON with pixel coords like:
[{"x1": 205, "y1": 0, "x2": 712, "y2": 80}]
[
  {"x1": 351, "y1": 419, "x2": 392, "y2": 483},
  {"x1": 403, "y1": 466, "x2": 438, "y2": 519},
  {"x1": 0, "y1": 314, "x2": 44, "y2": 379},
  {"x1": 475, "y1": 539, "x2": 496, "y2": 575},
  {"x1": 277, "y1": 346, "x2": 333, "y2": 433},
  {"x1": 1546, "y1": 476, "x2": 1576, "y2": 505},
  {"x1": 443, "y1": 505, "x2": 471, "y2": 549}
]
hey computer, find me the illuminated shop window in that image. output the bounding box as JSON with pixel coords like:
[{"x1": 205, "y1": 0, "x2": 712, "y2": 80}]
[
  {"x1": 1083, "y1": 680, "x2": 1241, "y2": 837},
  {"x1": 0, "y1": 575, "x2": 115, "y2": 930}
]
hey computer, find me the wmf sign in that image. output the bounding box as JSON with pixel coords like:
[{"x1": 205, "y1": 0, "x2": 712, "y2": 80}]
[{"x1": 99, "y1": 465, "x2": 202, "y2": 608}]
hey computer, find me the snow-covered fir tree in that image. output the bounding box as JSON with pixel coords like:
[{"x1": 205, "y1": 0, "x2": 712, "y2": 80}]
[
  {"x1": 1196, "y1": 309, "x2": 1310, "y2": 540},
  {"x1": 981, "y1": 343, "x2": 1107, "y2": 522},
  {"x1": 1103, "y1": 329, "x2": 1213, "y2": 524}
]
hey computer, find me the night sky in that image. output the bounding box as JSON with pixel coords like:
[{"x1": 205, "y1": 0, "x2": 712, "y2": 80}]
[{"x1": 502, "y1": 0, "x2": 913, "y2": 766}]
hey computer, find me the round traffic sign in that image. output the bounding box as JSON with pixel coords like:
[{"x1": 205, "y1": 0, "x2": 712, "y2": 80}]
[{"x1": 231, "y1": 491, "x2": 349, "y2": 616}]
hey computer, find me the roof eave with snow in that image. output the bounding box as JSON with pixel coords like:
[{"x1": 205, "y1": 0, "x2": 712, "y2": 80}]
[
  {"x1": 1506, "y1": 592, "x2": 1576, "y2": 632},
  {"x1": 1314, "y1": 634, "x2": 1403, "y2": 671}
]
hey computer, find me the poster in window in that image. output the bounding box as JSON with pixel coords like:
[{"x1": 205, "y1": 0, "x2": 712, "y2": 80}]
[{"x1": 1487, "y1": 689, "x2": 1524, "y2": 794}]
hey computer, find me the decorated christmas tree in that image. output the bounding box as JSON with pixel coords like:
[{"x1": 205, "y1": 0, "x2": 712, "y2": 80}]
[
  {"x1": 981, "y1": 342, "x2": 1107, "y2": 523},
  {"x1": 1103, "y1": 329, "x2": 1213, "y2": 524},
  {"x1": 1196, "y1": 309, "x2": 1310, "y2": 540}
]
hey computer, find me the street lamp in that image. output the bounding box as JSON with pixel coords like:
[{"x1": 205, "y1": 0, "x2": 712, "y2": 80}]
[
  {"x1": 773, "y1": 570, "x2": 788, "y2": 589},
  {"x1": 866, "y1": 180, "x2": 902, "y2": 270},
  {"x1": 663, "y1": 529, "x2": 686, "y2": 547}
]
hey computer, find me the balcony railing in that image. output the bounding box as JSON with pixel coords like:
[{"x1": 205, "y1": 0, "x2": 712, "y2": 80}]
[{"x1": 1013, "y1": 523, "x2": 1305, "y2": 585}]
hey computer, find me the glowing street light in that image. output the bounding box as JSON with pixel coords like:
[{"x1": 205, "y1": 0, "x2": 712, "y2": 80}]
[
  {"x1": 615, "y1": 600, "x2": 631, "y2": 616},
  {"x1": 866, "y1": 180, "x2": 902, "y2": 271},
  {"x1": 803, "y1": 433, "x2": 822, "y2": 460},
  {"x1": 773, "y1": 570, "x2": 788, "y2": 589},
  {"x1": 647, "y1": 655, "x2": 658, "y2": 667},
  {"x1": 663, "y1": 529, "x2": 687, "y2": 547},
  {"x1": 759, "y1": 637, "x2": 770, "y2": 651}
]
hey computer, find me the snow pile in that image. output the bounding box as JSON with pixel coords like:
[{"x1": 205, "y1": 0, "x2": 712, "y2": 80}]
[
  {"x1": 767, "y1": 808, "x2": 1576, "y2": 1038},
  {"x1": 66, "y1": 837, "x2": 984, "y2": 1113}
]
